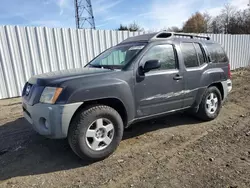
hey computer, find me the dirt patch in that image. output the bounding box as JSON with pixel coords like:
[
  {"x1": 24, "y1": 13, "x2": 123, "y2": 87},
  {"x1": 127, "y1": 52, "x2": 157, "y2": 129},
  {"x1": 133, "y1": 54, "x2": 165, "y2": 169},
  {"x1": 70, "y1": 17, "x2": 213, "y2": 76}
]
[{"x1": 0, "y1": 68, "x2": 250, "y2": 188}]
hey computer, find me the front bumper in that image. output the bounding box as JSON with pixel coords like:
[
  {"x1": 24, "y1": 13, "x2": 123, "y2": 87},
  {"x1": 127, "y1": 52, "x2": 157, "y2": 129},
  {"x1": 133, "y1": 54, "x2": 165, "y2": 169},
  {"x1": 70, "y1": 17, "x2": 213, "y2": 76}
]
[{"x1": 22, "y1": 100, "x2": 83, "y2": 139}]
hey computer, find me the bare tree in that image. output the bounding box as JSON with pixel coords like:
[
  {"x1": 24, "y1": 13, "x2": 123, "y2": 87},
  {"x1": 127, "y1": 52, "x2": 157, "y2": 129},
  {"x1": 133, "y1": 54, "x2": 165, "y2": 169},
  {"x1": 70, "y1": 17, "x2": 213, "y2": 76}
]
[
  {"x1": 221, "y1": 3, "x2": 236, "y2": 33},
  {"x1": 166, "y1": 4, "x2": 250, "y2": 34},
  {"x1": 203, "y1": 12, "x2": 212, "y2": 33},
  {"x1": 118, "y1": 24, "x2": 129, "y2": 31},
  {"x1": 128, "y1": 21, "x2": 144, "y2": 32},
  {"x1": 117, "y1": 22, "x2": 144, "y2": 32},
  {"x1": 209, "y1": 4, "x2": 236, "y2": 34},
  {"x1": 227, "y1": 9, "x2": 250, "y2": 34},
  {"x1": 211, "y1": 16, "x2": 224, "y2": 33}
]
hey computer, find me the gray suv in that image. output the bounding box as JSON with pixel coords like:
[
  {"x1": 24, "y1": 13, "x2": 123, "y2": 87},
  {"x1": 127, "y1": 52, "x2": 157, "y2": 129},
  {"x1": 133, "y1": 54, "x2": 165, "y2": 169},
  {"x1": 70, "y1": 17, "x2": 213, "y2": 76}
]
[{"x1": 22, "y1": 32, "x2": 232, "y2": 160}]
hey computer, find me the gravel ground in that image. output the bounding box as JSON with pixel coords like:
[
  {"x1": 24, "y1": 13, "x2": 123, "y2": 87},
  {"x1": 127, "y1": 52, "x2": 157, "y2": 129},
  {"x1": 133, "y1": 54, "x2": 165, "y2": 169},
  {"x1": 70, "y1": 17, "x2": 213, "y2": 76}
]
[{"x1": 0, "y1": 68, "x2": 250, "y2": 188}]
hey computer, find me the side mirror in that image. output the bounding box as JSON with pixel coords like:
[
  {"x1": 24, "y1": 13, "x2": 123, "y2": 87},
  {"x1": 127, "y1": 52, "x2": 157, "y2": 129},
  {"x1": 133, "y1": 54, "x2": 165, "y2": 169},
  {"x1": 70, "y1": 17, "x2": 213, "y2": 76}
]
[{"x1": 142, "y1": 60, "x2": 161, "y2": 73}]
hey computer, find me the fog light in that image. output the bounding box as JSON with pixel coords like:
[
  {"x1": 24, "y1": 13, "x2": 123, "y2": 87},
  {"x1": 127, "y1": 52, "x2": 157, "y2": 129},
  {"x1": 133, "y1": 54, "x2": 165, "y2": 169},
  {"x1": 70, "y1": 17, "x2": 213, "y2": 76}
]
[
  {"x1": 39, "y1": 117, "x2": 49, "y2": 130},
  {"x1": 44, "y1": 119, "x2": 49, "y2": 129}
]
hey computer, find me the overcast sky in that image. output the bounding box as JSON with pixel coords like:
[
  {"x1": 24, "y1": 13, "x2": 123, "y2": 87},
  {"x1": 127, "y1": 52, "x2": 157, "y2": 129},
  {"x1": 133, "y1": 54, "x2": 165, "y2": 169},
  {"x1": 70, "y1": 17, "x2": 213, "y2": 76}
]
[{"x1": 0, "y1": 0, "x2": 249, "y2": 30}]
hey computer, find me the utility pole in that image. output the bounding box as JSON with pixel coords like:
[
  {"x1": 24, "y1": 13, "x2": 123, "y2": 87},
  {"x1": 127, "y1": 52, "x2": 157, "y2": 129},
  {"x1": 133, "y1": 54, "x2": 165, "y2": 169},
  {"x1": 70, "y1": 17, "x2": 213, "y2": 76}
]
[{"x1": 74, "y1": 0, "x2": 96, "y2": 29}]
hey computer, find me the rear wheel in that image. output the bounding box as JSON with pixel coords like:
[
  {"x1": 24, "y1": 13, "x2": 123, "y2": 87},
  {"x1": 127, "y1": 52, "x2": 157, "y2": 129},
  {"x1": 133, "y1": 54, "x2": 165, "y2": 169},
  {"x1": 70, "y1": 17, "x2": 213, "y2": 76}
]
[
  {"x1": 196, "y1": 86, "x2": 222, "y2": 121},
  {"x1": 68, "y1": 105, "x2": 124, "y2": 161}
]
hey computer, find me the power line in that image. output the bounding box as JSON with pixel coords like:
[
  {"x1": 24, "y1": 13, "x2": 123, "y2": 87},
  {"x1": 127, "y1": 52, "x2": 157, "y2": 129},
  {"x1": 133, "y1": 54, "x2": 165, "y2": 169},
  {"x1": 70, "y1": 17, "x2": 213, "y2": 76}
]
[{"x1": 74, "y1": 0, "x2": 96, "y2": 29}]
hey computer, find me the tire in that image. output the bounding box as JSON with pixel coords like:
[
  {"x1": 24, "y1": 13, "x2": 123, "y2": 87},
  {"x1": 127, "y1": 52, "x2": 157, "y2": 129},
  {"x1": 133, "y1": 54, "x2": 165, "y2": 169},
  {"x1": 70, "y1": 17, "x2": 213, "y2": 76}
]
[
  {"x1": 196, "y1": 86, "x2": 222, "y2": 121},
  {"x1": 68, "y1": 105, "x2": 124, "y2": 161}
]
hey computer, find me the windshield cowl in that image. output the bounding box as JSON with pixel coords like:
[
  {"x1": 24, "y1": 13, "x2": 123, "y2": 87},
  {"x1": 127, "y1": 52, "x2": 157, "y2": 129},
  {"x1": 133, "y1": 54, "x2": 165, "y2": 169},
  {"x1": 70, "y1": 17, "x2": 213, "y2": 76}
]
[{"x1": 88, "y1": 64, "x2": 117, "y2": 70}]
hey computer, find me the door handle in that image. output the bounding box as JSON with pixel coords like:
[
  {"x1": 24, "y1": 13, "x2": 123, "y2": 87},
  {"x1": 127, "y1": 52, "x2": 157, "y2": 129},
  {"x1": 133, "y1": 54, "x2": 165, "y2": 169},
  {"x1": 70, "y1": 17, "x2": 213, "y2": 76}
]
[{"x1": 173, "y1": 74, "x2": 183, "y2": 80}]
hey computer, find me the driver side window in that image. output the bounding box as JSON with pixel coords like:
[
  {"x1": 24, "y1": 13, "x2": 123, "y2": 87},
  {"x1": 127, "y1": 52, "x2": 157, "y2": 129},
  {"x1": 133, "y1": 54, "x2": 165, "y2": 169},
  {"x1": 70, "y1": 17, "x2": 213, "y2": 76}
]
[{"x1": 142, "y1": 44, "x2": 177, "y2": 71}]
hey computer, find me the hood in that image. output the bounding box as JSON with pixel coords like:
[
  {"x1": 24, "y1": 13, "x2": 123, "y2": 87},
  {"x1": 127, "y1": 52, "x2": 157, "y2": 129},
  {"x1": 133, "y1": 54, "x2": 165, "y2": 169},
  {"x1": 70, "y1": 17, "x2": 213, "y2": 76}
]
[{"x1": 28, "y1": 67, "x2": 113, "y2": 86}]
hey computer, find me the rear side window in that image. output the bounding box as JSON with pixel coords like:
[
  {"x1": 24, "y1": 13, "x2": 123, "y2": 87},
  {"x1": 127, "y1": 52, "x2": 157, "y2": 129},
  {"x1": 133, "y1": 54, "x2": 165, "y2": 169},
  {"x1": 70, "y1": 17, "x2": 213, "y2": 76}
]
[
  {"x1": 193, "y1": 43, "x2": 206, "y2": 65},
  {"x1": 206, "y1": 43, "x2": 228, "y2": 63},
  {"x1": 180, "y1": 43, "x2": 199, "y2": 68}
]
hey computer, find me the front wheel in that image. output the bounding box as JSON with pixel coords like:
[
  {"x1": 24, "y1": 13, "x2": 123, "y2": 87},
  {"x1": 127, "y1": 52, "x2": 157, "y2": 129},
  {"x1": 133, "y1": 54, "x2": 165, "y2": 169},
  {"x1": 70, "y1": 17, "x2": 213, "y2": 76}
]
[
  {"x1": 196, "y1": 86, "x2": 222, "y2": 121},
  {"x1": 68, "y1": 105, "x2": 124, "y2": 161}
]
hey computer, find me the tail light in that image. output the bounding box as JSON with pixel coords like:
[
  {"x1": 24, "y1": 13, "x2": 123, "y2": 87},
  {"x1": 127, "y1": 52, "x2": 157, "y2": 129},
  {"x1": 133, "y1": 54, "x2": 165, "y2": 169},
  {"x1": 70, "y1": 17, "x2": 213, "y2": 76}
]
[{"x1": 228, "y1": 64, "x2": 232, "y2": 79}]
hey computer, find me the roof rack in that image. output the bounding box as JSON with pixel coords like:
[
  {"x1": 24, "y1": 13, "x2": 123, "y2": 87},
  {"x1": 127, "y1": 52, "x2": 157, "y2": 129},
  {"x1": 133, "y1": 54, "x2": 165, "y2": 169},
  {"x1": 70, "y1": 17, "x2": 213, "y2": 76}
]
[
  {"x1": 173, "y1": 33, "x2": 210, "y2": 40},
  {"x1": 152, "y1": 31, "x2": 210, "y2": 40}
]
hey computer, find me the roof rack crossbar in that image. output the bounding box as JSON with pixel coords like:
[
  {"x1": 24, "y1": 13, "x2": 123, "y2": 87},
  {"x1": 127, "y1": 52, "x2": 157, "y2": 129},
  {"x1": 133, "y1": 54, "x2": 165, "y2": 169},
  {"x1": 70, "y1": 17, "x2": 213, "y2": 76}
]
[{"x1": 173, "y1": 33, "x2": 210, "y2": 40}]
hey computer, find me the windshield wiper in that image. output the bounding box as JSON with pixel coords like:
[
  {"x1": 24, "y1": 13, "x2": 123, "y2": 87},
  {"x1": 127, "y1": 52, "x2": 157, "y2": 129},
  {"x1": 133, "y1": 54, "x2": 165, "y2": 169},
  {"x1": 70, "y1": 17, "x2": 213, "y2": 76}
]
[{"x1": 89, "y1": 64, "x2": 101, "y2": 68}]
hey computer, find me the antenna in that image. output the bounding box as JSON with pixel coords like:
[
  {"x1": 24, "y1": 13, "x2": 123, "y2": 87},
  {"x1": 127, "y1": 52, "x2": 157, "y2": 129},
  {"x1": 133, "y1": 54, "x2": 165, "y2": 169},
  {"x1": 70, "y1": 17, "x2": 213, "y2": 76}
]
[{"x1": 74, "y1": 0, "x2": 96, "y2": 29}]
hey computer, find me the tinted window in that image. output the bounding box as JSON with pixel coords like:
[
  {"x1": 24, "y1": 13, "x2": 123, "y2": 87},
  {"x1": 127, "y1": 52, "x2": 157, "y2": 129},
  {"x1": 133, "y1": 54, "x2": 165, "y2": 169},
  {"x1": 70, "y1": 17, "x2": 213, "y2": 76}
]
[
  {"x1": 181, "y1": 43, "x2": 199, "y2": 68},
  {"x1": 194, "y1": 43, "x2": 206, "y2": 65},
  {"x1": 206, "y1": 43, "x2": 228, "y2": 63},
  {"x1": 142, "y1": 44, "x2": 177, "y2": 70}
]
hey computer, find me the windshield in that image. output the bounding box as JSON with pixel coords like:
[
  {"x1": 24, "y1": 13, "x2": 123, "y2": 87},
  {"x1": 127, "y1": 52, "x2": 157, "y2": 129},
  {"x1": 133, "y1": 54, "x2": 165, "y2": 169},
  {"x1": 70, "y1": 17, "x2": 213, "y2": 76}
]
[{"x1": 87, "y1": 43, "x2": 145, "y2": 69}]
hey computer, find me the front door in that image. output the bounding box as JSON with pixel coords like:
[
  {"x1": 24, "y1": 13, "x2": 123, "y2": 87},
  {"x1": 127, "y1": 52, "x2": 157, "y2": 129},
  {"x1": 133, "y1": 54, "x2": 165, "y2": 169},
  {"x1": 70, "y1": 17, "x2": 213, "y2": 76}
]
[{"x1": 135, "y1": 44, "x2": 184, "y2": 118}]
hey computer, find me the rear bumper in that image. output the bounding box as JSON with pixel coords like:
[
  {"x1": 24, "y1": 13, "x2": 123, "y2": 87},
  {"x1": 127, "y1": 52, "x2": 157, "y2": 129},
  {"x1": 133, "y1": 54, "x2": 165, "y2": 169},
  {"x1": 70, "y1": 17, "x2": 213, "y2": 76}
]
[
  {"x1": 22, "y1": 100, "x2": 83, "y2": 139},
  {"x1": 222, "y1": 79, "x2": 232, "y2": 100},
  {"x1": 227, "y1": 79, "x2": 232, "y2": 93}
]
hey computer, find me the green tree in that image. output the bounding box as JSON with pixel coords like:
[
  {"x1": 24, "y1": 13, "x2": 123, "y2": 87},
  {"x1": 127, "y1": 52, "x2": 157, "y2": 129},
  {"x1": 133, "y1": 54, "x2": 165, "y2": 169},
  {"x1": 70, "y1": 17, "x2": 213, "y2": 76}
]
[{"x1": 182, "y1": 12, "x2": 207, "y2": 33}]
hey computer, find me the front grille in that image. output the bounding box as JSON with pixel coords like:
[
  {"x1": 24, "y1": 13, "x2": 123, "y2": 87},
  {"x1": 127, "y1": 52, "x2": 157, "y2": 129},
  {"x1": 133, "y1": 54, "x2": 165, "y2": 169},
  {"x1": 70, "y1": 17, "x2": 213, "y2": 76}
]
[
  {"x1": 22, "y1": 83, "x2": 28, "y2": 96},
  {"x1": 22, "y1": 83, "x2": 44, "y2": 106}
]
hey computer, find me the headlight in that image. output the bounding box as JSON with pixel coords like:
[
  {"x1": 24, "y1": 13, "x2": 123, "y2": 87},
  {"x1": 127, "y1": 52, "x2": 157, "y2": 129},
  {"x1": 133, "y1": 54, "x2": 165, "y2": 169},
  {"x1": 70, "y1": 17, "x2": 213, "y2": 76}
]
[{"x1": 40, "y1": 87, "x2": 63, "y2": 104}]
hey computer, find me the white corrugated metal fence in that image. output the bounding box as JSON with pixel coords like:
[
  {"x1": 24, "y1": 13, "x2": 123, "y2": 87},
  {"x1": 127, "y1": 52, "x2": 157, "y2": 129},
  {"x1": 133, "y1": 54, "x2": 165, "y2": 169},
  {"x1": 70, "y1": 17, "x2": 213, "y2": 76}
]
[{"x1": 0, "y1": 25, "x2": 250, "y2": 99}]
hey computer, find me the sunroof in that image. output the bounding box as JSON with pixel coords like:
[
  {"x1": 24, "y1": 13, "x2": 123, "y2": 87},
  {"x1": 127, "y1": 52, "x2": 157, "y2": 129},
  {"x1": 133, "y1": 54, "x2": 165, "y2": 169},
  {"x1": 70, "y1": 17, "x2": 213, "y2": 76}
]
[{"x1": 156, "y1": 33, "x2": 172, "y2": 38}]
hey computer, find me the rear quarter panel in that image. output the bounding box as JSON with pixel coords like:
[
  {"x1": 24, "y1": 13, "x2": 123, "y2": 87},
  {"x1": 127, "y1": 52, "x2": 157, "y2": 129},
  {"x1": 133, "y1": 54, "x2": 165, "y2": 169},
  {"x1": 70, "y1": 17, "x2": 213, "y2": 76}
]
[{"x1": 184, "y1": 63, "x2": 228, "y2": 108}]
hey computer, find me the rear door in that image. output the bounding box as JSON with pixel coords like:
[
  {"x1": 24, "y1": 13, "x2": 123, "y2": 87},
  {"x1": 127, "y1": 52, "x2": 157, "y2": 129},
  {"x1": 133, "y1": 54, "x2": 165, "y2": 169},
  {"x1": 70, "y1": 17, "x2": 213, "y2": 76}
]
[{"x1": 180, "y1": 42, "x2": 208, "y2": 107}]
